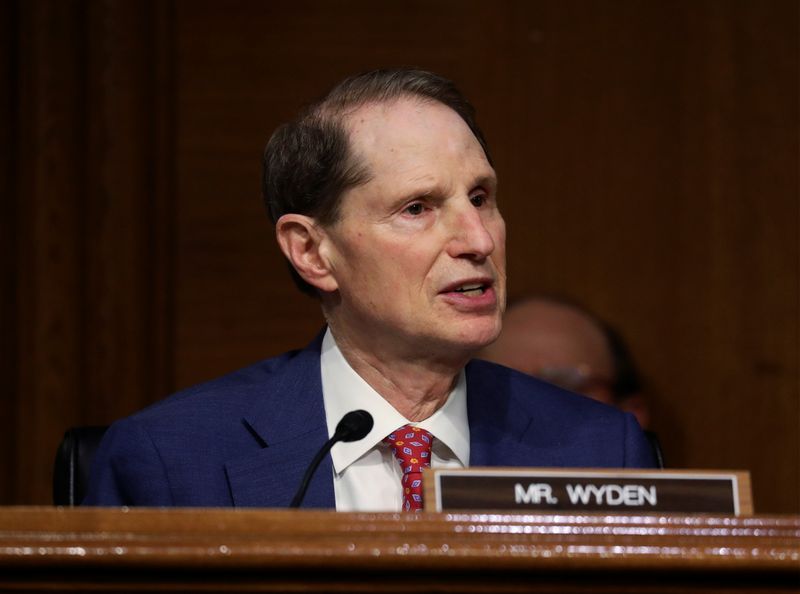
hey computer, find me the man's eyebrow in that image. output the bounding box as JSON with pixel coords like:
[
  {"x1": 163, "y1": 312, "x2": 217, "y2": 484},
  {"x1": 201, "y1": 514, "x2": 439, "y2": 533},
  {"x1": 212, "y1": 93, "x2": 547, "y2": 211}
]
[
  {"x1": 391, "y1": 173, "x2": 437, "y2": 200},
  {"x1": 382, "y1": 170, "x2": 498, "y2": 213},
  {"x1": 384, "y1": 187, "x2": 435, "y2": 213},
  {"x1": 472, "y1": 173, "x2": 498, "y2": 191}
]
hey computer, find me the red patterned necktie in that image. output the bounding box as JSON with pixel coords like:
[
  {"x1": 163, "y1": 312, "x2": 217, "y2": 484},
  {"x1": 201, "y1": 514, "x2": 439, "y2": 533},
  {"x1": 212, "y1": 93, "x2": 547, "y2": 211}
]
[{"x1": 384, "y1": 425, "x2": 434, "y2": 512}]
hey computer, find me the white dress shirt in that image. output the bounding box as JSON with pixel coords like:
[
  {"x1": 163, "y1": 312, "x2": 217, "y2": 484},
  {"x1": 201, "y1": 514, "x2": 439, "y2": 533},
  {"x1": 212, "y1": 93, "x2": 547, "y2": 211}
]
[{"x1": 320, "y1": 328, "x2": 469, "y2": 512}]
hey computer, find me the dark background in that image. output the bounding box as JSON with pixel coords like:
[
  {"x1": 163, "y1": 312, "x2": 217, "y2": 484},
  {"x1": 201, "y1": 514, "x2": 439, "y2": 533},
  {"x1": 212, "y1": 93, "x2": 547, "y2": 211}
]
[{"x1": 2, "y1": 0, "x2": 797, "y2": 513}]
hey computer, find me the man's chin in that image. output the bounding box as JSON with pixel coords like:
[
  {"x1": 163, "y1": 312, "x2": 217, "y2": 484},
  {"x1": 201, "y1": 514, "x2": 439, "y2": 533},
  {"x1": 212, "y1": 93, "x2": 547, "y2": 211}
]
[{"x1": 435, "y1": 320, "x2": 503, "y2": 356}]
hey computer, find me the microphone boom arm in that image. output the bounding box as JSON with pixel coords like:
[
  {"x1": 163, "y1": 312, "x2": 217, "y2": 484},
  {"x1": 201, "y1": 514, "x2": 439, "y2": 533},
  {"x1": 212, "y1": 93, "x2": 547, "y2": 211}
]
[{"x1": 289, "y1": 410, "x2": 373, "y2": 508}]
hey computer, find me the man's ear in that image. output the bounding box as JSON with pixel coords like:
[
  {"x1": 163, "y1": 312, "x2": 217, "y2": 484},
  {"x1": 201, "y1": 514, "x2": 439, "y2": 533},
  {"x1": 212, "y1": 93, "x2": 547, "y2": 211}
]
[{"x1": 275, "y1": 214, "x2": 338, "y2": 293}]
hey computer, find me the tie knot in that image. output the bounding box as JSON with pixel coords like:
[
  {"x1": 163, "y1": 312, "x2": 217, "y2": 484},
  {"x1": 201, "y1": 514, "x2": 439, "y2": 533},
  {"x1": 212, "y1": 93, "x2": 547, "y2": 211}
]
[{"x1": 383, "y1": 425, "x2": 433, "y2": 474}]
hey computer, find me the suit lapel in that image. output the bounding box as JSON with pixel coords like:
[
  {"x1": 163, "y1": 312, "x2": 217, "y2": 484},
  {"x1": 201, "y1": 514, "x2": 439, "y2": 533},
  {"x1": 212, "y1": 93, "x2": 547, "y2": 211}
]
[
  {"x1": 224, "y1": 332, "x2": 336, "y2": 508},
  {"x1": 225, "y1": 347, "x2": 551, "y2": 507}
]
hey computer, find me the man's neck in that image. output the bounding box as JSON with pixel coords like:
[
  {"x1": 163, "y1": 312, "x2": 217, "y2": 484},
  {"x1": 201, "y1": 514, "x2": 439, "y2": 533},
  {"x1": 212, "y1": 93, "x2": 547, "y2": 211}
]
[{"x1": 328, "y1": 327, "x2": 467, "y2": 422}]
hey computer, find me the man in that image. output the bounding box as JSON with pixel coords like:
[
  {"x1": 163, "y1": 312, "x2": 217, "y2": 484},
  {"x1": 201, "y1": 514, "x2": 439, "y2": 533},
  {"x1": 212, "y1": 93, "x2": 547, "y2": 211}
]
[
  {"x1": 480, "y1": 296, "x2": 651, "y2": 429},
  {"x1": 84, "y1": 69, "x2": 655, "y2": 511}
]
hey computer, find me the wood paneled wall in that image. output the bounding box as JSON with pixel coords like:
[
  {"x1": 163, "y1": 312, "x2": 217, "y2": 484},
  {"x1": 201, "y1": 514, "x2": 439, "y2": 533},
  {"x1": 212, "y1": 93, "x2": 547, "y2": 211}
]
[
  {"x1": 4, "y1": 0, "x2": 797, "y2": 512},
  {"x1": 6, "y1": 0, "x2": 174, "y2": 504}
]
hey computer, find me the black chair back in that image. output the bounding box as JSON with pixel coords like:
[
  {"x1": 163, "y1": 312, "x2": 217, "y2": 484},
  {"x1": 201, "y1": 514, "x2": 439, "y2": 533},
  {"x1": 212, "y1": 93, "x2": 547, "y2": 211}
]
[
  {"x1": 644, "y1": 430, "x2": 666, "y2": 469},
  {"x1": 53, "y1": 426, "x2": 108, "y2": 506}
]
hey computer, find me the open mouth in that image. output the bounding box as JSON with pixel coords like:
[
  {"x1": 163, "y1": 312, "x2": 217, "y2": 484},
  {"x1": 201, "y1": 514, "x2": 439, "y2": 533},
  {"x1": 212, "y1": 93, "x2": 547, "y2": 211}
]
[{"x1": 451, "y1": 282, "x2": 489, "y2": 297}]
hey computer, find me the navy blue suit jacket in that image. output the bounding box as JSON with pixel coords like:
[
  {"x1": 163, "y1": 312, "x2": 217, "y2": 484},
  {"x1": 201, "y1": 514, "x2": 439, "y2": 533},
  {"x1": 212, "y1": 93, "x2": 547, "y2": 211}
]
[{"x1": 84, "y1": 334, "x2": 655, "y2": 507}]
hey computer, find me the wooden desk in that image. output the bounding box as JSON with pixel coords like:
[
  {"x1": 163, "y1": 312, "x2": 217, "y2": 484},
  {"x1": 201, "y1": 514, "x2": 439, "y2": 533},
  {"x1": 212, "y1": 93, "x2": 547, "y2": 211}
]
[{"x1": 0, "y1": 507, "x2": 797, "y2": 592}]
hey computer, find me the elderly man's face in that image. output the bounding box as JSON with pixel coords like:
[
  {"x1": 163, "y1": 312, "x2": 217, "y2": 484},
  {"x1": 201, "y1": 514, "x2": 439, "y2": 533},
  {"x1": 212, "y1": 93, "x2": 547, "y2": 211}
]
[{"x1": 323, "y1": 97, "x2": 506, "y2": 359}]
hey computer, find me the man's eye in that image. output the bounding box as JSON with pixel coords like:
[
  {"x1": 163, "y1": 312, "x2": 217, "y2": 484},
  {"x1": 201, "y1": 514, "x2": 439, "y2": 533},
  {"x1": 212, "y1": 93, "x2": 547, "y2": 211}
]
[
  {"x1": 404, "y1": 202, "x2": 425, "y2": 215},
  {"x1": 470, "y1": 194, "x2": 486, "y2": 207}
]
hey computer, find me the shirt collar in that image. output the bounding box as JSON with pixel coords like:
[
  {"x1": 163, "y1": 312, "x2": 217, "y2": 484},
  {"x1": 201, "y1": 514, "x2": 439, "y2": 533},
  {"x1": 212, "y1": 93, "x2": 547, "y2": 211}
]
[{"x1": 320, "y1": 328, "x2": 470, "y2": 474}]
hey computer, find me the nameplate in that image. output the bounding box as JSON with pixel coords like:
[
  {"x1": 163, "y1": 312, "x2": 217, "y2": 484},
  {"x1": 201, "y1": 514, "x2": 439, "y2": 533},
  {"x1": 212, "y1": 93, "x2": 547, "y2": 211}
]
[{"x1": 424, "y1": 468, "x2": 752, "y2": 515}]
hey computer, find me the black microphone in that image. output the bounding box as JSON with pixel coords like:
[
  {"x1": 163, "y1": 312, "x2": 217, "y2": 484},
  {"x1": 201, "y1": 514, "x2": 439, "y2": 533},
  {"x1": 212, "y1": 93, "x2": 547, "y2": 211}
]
[{"x1": 289, "y1": 410, "x2": 374, "y2": 508}]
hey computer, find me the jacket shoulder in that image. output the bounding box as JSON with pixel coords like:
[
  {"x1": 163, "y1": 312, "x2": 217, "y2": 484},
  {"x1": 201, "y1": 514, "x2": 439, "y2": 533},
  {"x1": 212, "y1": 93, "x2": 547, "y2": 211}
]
[
  {"x1": 129, "y1": 347, "x2": 307, "y2": 426},
  {"x1": 467, "y1": 358, "x2": 619, "y2": 418},
  {"x1": 466, "y1": 359, "x2": 656, "y2": 468},
  {"x1": 84, "y1": 343, "x2": 321, "y2": 506}
]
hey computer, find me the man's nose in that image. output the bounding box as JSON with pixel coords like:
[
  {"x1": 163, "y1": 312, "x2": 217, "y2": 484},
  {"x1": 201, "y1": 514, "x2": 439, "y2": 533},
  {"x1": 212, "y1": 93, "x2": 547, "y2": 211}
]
[{"x1": 445, "y1": 203, "x2": 496, "y2": 260}]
